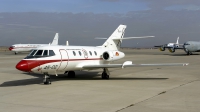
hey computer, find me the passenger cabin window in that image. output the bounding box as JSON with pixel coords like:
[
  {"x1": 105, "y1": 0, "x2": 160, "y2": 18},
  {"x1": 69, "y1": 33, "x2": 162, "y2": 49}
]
[
  {"x1": 79, "y1": 51, "x2": 82, "y2": 56},
  {"x1": 94, "y1": 51, "x2": 97, "y2": 56},
  {"x1": 89, "y1": 51, "x2": 92, "y2": 56},
  {"x1": 73, "y1": 51, "x2": 76, "y2": 56}
]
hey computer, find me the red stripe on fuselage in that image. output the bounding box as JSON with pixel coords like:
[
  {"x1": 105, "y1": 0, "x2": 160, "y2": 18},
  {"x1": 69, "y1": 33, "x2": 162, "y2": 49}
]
[
  {"x1": 18, "y1": 58, "x2": 102, "y2": 72},
  {"x1": 13, "y1": 47, "x2": 37, "y2": 49}
]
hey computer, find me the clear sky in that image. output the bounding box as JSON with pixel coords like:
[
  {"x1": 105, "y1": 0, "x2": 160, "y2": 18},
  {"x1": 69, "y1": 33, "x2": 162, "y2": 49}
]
[
  {"x1": 0, "y1": 0, "x2": 200, "y2": 47},
  {"x1": 0, "y1": 0, "x2": 199, "y2": 13},
  {"x1": 0, "y1": 0, "x2": 148, "y2": 13}
]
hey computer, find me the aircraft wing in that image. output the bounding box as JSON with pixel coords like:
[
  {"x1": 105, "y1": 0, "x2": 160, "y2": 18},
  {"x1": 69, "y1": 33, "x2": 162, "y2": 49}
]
[
  {"x1": 173, "y1": 47, "x2": 184, "y2": 49},
  {"x1": 154, "y1": 45, "x2": 184, "y2": 49},
  {"x1": 154, "y1": 45, "x2": 163, "y2": 47},
  {"x1": 82, "y1": 61, "x2": 188, "y2": 69},
  {"x1": 166, "y1": 46, "x2": 185, "y2": 49}
]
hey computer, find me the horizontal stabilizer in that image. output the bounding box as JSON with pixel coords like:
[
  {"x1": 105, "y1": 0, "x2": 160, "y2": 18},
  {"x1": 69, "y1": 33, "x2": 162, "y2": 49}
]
[
  {"x1": 95, "y1": 36, "x2": 154, "y2": 40},
  {"x1": 113, "y1": 36, "x2": 155, "y2": 40},
  {"x1": 95, "y1": 37, "x2": 108, "y2": 39}
]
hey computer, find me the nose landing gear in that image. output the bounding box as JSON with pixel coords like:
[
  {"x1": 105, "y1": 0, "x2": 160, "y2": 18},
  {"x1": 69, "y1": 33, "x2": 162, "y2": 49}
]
[{"x1": 43, "y1": 73, "x2": 51, "y2": 85}]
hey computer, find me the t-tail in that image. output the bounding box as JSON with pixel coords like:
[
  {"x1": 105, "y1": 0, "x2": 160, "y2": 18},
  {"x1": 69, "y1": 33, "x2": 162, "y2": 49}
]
[
  {"x1": 101, "y1": 24, "x2": 154, "y2": 51},
  {"x1": 102, "y1": 25, "x2": 126, "y2": 50},
  {"x1": 51, "y1": 33, "x2": 59, "y2": 45},
  {"x1": 176, "y1": 37, "x2": 179, "y2": 44}
]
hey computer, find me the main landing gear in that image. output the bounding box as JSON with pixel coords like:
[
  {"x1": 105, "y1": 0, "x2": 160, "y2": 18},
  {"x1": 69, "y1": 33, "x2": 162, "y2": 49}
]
[
  {"x1": 101, "y1": 68, "x2": 110, "y2": 79},
  {"x1": 67, "y1": 71, "x2": 75, "y2": 78},
  {"x1": 43, "y1": 73, "x2": 51, "y2": 85},
  {"x1": 186, "y1": 52, "x2": 192, "y2": 55},
  {"x1": 43, "y1": 69, "x2": 110, "y2": 84}
]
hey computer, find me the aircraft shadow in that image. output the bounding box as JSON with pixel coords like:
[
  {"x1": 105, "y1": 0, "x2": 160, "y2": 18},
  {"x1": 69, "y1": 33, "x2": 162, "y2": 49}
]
[
  {"x1": 0, "y1": 71, "x2": 168, "y2": 87},
  {"x1": 3, "y1": 52, "x2": 29, "y2": 56},
  {"x1": 169, "y1": 54, "x2": 200, "y2": 56},
  {"x1": 152, "y1": 53, "x2": 200, "y2": 56}
]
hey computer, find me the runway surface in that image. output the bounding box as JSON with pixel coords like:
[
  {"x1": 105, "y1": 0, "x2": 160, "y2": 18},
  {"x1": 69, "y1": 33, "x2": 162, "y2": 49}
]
[{"x1": 0, "y1": 49, "x2": 199, "y2": 112}]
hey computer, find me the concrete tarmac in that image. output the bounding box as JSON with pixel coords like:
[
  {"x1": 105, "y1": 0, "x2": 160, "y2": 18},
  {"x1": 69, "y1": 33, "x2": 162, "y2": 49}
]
[{"x1": 0, "y1": 49, "x2": 199, "y2": 112}]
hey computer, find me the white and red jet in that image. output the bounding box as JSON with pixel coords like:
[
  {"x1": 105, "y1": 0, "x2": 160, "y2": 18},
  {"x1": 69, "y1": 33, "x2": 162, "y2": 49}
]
[
  {"x1": 16, "y1": 25, "x2": 188, "y2": 84},
  {"x1": 9, "y1": 33, "x2": 59, "y2": 55}
]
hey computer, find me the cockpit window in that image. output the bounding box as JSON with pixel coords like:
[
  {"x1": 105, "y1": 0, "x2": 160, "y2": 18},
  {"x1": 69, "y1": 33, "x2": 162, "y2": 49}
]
[
  {"x1": 43, "y1": 50, "x2": 48, "y2": 56},
  {"x1": 35, "y1": 50, "x2": 43, "y2": 56},
  {"x1": 49, "y1": 50, "x2": 55, "y2": 56},
  {"x1": 184, "y1": 43, "x2": 190, "y2": 45},
  {"x1": 24, "y1": 49, "x2": 55, "y2": 59},
  {"x1": 29, "y1": 50, "x2": 37, "y2": 56}
]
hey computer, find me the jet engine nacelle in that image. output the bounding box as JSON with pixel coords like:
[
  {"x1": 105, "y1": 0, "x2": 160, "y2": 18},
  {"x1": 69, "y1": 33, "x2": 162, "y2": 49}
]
[
  {"x1": 159, "y1": 46, "x2": 165, "y2": 51},
  {"x1": 168, "y1": 48, "x2": 175, "y2": 53},
  {"x1": 102, "y1": 51, "x2": 125, "y2": 61}
]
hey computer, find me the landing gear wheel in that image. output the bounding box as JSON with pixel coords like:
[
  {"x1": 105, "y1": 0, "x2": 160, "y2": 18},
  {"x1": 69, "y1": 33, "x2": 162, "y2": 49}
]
[
  {"x1": 43, "y1": 74, "x2": 51, "y2": 85},
  {"x1": 101, "y1": 72, "x2": 109, "y2": 79},
  {"x1": 187, "y1": 52, "x2": 192, "y2": 55},
  {"x1": 68, "y1": 71, "x2": 75, "y2": 78}
]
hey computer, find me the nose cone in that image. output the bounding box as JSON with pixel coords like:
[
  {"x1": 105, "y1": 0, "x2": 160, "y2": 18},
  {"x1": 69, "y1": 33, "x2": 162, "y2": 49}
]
[
  {"x1": 9, "y1": 46, "x2": 14, "y2": 51},
  {"x1": 16, "y1": 60, "x2": 29, "y2": 72}
]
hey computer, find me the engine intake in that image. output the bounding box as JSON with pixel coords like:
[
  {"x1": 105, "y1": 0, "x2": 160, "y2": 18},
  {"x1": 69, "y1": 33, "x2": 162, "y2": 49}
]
[
  {"x1": 159, "y1": 45, "x2": 165, "y2": 51},
  {"x1": 102, "y1": 51, "x2": 125, "y2": 61},
  {"x1": 168, "y1": 48, "x2": 175, "y2": 53}
]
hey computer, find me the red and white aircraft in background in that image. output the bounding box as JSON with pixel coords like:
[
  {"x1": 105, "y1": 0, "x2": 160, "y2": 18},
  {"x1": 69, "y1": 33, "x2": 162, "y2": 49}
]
[
  {"x1": 16, "y1": 25, "x2": 188, "y2": 84},
  {"x1": 9, "y1": 33, "x2": 59, "y2": 54}
]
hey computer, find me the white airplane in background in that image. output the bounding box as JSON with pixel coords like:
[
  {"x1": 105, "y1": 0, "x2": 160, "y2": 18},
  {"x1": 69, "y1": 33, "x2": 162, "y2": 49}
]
[
  {"x1": 154, "y1": 37, "x2": 183, "y2": 53},
  {"x1": 16, "y1": 25, "x2": 188, "y2": 85},
  {"x1": 9, "y1": 33, "x2": 59, "y2": 54}
]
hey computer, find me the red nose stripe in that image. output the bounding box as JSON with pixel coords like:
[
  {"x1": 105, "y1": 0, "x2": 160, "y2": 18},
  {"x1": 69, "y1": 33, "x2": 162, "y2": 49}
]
[
  {"x1": 9, "y1": 47, "x2": 14, "y2": 51},
  {"x1": 16, "y1": 60, "x2": 62, "y2": 72},
  {"x1": 16, "y1": 58, "x2": 102, "y2": 72},
  {"x1": 16, "y1": 60, "x2": 29, "y2": 72}
]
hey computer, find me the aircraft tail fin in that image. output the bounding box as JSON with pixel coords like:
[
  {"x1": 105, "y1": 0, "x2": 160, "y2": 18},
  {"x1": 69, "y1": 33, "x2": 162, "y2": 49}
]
[
  {"x1": 101, "y1": 25, "x2": 154, "y2": 50},
  {"x1": 101, "y1": 25, "x2": 126, "y2": 50},
  {"x1": 51, "y1": 33, "x2": 59, "y2": 45},
  {"x1": 176, "y1": 37, "x2": 179, "y2": 44}
]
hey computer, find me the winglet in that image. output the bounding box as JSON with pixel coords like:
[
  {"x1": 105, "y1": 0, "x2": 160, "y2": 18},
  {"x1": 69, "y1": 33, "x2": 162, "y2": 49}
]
[{"x1": 183, "y1": 63, "x2": 189, "y2": 66}]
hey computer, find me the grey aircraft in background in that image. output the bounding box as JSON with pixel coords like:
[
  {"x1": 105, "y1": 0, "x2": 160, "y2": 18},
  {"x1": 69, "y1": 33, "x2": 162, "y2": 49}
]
[
  {"x1": 155, "y1": 41, "x2": 200, "y2": 55},
  {"x1": 182, "y1": 41, "x2": 200, "y2": 55}
]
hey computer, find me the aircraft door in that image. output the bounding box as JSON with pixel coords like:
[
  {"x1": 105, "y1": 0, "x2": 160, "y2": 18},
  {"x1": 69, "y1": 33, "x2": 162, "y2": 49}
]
[
  {"x1": 57, "y1": 49, "x2": 69, "y2": 71},
  {"x1": 82, "y1": 49, "x2": 88, "y2": 59}
]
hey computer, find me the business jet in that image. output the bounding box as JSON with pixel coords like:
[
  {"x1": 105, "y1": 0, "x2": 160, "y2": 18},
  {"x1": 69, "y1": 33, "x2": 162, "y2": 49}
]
[
  {"x1": 9, "y1": 33, "x2": 59, "y2": 55},
  {"x1": 16, "y1": 25, "x2": 188, "y2": 84},
  {"x1": 154, "y1": 37, "x2": 183, "y2": 53}
]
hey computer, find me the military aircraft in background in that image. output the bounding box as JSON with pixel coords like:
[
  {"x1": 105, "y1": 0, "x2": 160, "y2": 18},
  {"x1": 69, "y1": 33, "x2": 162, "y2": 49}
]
[
  {"x1": 154, "y1": 37, "x2": 183, "y2": 53},
  {"x1": 177, "y1": 41, "x2": 200, "y2": 55},
  {"x1": 9, "y1": 33, "x2": 59, "y2": 55},
  {"x1": 155, "y1": 36, "x2": 200, "y2": 55},
  {"x1": 15, "y1": 25, "x2": 188, "y2": 84}
]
